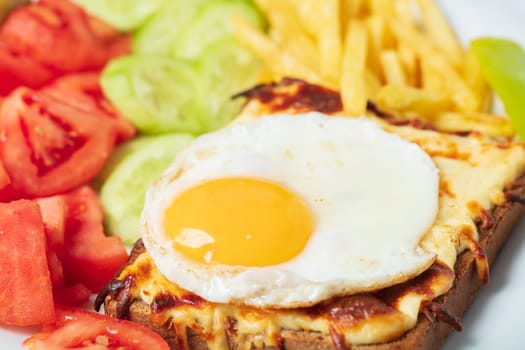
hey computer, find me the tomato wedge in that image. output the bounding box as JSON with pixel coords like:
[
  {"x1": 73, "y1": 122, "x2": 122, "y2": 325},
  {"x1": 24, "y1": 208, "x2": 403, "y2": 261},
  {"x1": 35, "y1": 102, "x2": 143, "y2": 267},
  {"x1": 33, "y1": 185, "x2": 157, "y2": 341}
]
[
  {"x1": 0, "y1": 87, "x2": 118, "y2": 200},
  {"x1": 0, "y1": 159, "x2": 10, "y2": 191},
  {"x1": 61, "y1": 186, "x2": 128, "y2": 292},
  {"x1": 42, "y1": 73, "x2": 136, "y2": 142},
  {"x1": 0, "y1": 0, "x2": 129, "y2": 73},
  {"x1": 0, "y1": 200, "x2": 55, "y2": 326},
  {"x1": 0, "y1": 43, "x2": 55, "y2": 96},
  {"x1": 23, "y1": 306, "x2": 170, "y2": 350}
]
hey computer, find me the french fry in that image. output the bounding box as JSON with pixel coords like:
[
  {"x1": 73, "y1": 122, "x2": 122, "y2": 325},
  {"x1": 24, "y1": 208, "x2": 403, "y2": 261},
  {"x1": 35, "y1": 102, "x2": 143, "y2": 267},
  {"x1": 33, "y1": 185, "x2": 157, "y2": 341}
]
[
  {"x1": 366, "y1": 15, "x2": 387, "y2": 82},
  {"x1": 310, "y1": 0, "x2": 342, "y2": 85},
  {"x1": 370, "y1": 0, "x2": 395, "y2": 19},
  {"x1": 397, "y1": 44, "x2": 419, "y2": 87},
  {"x1": 341, "y1": 20, "x2": 368, "y2": 116},
  {"x1": 375, "y1": 84, "x2": 451, "y2": 117},
  {"x1": 365, "y1": 69, "x2": 382, "y2": 99},
  {"x1": 254, "y1": 0, "x2": 319, "y2": 74},
  {"x1": 463, "y1": 49, "x2": 492, "y2": 112},
  {"x1": 416, "y1": 0, "x2": 464, "y2": 67},
  {"x1": 432, "y1": 112, "x2": 514, "y2": 137},
  {"x1": 380, "y1": 50, "x2": 407, "y2": 85},
  {"x1": 290, "y1": 0, "x2": 342, "y2": 85},
  {"x1": 341, "y1": 0, "x2": 366, "y2": 24},
  {"x1": 421, "y1": 55, "x2": 479, "y2": 112},
  {"x1": 231, "y1": 16, "x2": 328, "y2": 88}
]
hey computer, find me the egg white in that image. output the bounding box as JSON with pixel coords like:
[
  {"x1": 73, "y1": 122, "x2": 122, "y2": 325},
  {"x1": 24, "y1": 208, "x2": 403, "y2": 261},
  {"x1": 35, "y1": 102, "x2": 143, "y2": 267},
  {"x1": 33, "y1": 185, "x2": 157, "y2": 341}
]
[{"x1": 142, "y1": 112, "x2": 439, "y2": 308}]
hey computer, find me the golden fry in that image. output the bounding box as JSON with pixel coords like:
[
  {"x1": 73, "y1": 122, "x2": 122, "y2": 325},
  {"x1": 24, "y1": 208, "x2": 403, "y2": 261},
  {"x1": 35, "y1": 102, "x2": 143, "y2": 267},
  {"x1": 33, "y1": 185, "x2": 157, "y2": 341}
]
[
  {"x1": 290, "y1": 0, "x2": 342, "y2": 85},
  {"x1": 463, "y1": 49, "x2": 492, "y2": 112},
  {"x1": 421, "y1": 55, "x2": 479, "y2": 112},
  {"x1": 254, "y1": 0, "x2": 319, "y2": 73},
  {"x1": 416, "y1": 0, "x2": 464, "y2": 67},
  {"x1": 365, "y1": 69, "x2": 382, "y2": 99},
  {"x1": 397, "y1": 44, "x2": 419, "y2": 87},
  {"x1": 375, "y1": 84, "x2": 451, "y2": 116},
  {"x1": 365, "y1": 15, "x2": 387, "y2": 82},
  {"x1": 432, "y1": 112, "x2": 514, "y2": 137},
  {"x1": 380, "y1": 50, "x2": 407, "y2": 85},
  {"x1": 341, "y1": 20, "x2": 368, "y2": 116},
  {"x1": 231, "y1": 16, "x2": 328, "y2": 87}
]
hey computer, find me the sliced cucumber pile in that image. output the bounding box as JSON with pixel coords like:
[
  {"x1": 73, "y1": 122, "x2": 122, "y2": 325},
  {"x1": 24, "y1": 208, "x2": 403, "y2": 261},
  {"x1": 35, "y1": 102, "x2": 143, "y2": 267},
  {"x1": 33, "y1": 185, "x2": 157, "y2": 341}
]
[
  {"x1": 98, "y1": 134, "x2": 194, "y2": 244},
  {"x1": 101, "y1": 0, "x2": 265, "y2": 135}
]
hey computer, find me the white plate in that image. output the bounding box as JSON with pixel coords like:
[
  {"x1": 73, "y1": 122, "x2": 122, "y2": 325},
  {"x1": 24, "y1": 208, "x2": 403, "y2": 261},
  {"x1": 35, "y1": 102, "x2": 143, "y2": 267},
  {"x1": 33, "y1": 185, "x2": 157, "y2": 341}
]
[{"x1": 1, "y1": 1, "x2": 525, "y2": 348}]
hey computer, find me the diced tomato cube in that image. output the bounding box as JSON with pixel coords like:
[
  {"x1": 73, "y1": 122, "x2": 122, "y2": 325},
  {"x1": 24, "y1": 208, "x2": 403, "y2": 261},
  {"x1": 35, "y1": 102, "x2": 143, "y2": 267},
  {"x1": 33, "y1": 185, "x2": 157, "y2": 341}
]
[{"x1": 0, "y1": 200, "x2": 55, "y2": 326}]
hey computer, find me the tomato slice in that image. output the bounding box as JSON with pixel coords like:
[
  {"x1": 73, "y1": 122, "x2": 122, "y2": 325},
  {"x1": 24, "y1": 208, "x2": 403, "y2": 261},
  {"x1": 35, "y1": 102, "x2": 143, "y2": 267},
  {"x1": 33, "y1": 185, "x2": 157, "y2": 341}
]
[
  {"x1": 0, "y1": 0, "x2": 129, "y2": 73},
  {"x1": 0, "y1": 43, "x2": 56, "y2": 96},
  {"x1": 0, "y1": 87, "x2": 118, "y2": 200},
  {"x1": 0, "y1": 200, "x2": 55, "y2": 326},
  {"x1": 23, "y1": 306, "x2": 170, "y2": 350},
  {"x1": 0, "y1": 158, "x2": 10, "y2": 191},
  {"x1": 53, "y1": 283, "x2": 92, "y2": 307},
  {"x1": 42, "y1": 73, "x2": 136, "y2": 142},
  {"x1": 61, "y1": 186, "x2": 128, "y2": 292}
]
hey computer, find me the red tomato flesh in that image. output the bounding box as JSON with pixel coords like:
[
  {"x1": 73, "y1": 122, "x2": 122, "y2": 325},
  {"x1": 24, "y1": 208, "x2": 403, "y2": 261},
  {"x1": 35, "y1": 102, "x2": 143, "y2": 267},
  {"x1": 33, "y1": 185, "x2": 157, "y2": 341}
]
[
  {"x1": 0, "y1": 0, "x2": 129, "y2": 73},
  {"x1": 42, "y1": 73, "x2": 136, "y2": 142},
  {"x1": 0, "y1": 200, "x2": 55, "y2": 326},
  {"x1": 0, "y1": 43, "x2": 55, "y2": 96},
  {"x1": 0, "y1": 87, "x2": 117, "y2": 200},
  {"x1": 61, "y1": 186, "x2": 128, "y2": 292},
  {"x1": 23, "y1": 305, "x2": 170, "y2": 350}
]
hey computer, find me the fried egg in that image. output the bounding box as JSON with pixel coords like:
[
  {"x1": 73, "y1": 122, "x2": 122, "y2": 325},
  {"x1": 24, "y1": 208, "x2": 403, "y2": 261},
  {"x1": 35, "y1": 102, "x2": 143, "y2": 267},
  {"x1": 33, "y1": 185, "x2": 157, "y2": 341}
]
[{"x1": 142, "y1": 112, "x2": 439, "y2": 308}]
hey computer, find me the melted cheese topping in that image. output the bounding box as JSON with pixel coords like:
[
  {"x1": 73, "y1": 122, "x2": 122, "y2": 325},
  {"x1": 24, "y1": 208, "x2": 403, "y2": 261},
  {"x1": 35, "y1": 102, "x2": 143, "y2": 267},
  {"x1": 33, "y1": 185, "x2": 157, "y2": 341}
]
[{"x1": 113, "y1": 99, "x2": 525, "y2": 348}]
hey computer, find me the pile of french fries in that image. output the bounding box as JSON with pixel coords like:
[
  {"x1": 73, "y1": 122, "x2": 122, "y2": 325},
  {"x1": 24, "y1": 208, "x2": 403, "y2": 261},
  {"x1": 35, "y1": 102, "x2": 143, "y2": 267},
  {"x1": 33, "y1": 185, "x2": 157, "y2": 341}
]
[{"x1": 233, "y1": 0, "x2": 514, "y2": 137}]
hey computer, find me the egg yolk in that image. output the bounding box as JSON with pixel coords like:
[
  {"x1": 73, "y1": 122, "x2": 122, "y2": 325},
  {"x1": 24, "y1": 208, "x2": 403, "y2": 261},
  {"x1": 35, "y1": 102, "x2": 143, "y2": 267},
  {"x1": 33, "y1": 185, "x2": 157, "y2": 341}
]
[{"x1": 164, "y1": 177, "x2": 314, "y2": 266}]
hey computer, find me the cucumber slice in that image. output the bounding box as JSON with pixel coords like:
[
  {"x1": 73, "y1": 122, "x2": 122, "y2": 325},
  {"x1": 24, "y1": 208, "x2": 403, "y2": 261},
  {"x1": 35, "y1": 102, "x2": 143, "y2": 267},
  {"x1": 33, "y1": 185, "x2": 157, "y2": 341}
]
[
  {"x1": 99, "y1": 133, "x2": 194, "y2": 244},
  {"x1": 101, "y1": 55, "x2": 205, "y2": 134},
  {"x1": 471, "y1": 38, "x2": 525, "y2": 139},
  {"x1": 197, "y1": 37, "x2": 261, "y2": 130},
  {"x1": 75, "y1": 0, "x2": 164, "y2": 31},
  {"x1": 172, "y1": 0, "x2": 266, "y2": 60},
  {"x1": 132, "y1": 0, "x2": 210, "y2": 55}
]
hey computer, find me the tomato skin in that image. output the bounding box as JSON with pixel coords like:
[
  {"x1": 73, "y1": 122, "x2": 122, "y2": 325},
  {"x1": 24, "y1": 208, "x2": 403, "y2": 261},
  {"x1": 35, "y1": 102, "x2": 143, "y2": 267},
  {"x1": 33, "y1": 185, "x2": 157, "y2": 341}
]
[
  {"x1": 42, "y1": 73, "x2": 136, "y2": 142},
  {"x1": 0, "y1": 158, "x2": 10, "y2": 191},
  {"x1": 53, "y1": 283, "x2": 91, "y2": 307},
  {"x1": 0, "y1": 87, "x2": 118, "y2": 200},
  {"x1": 0, "y1": 43, "x2": 56, "y2": 96},
  {"x1": 0, "y1": 0, "x2": 129, "y2": 73},
  {"x1": 23, "y1": 305, "x2": 170, "y2": 350},
  {"x1": 61, "y1": 186, "x2": 128, "y2": 292},
  {"x1": 0, "y1": 200, "x2": 55, "y2": 326}
]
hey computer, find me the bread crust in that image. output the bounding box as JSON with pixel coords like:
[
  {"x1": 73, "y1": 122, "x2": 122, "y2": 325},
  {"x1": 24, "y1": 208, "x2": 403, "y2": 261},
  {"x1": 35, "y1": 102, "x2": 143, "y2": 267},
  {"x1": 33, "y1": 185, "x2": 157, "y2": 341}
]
[{"x1": 101, "y1": 184, "x2": 525, "y2": 350}]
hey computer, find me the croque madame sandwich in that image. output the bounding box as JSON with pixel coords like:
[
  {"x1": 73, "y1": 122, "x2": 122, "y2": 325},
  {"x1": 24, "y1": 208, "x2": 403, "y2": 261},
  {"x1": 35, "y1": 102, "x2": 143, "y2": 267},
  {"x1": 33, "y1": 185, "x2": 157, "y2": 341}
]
[{"x1": 96, "y1": 78, "x2": 525, "y2": 350}]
